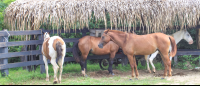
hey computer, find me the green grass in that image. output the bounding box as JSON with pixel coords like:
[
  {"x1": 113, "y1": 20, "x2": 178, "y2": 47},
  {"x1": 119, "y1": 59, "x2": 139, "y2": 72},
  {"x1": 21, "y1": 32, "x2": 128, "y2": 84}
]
[
  {"x1": 0, "y1": 61, "x2": 169, "y2": 85},
  {"x1": 116, "y1": 61, "x2": 164, "y2": 72}
]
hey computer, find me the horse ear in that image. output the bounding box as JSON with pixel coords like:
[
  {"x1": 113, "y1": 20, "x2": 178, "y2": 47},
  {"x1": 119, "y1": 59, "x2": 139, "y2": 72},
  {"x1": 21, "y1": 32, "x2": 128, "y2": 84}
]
[
  {"x1": 47, "y1": 30, "x2": 51, "y2": 34},
  {"x1": 104, "y1": 29, "x2": 110, "y2": 34},
  {"x1": 130, "y1": 30, "x2": 133, "y2": 33}
]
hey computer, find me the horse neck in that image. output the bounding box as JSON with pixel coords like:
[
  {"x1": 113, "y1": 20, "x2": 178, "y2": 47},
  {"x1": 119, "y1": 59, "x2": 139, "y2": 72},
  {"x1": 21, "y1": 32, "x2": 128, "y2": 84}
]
[
  {"x1": 171, "y1": 30, "x2": 184, "y2": 44},
  {"x1": 108, "y1": 32, "x2": 127, "y2": 48}
]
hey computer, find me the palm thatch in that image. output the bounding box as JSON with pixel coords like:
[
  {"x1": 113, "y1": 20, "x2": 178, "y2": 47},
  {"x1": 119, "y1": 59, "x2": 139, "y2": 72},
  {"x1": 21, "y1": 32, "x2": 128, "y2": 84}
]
[{"x1": 4, "y1": 0, "x2": 200, "y2": 33}]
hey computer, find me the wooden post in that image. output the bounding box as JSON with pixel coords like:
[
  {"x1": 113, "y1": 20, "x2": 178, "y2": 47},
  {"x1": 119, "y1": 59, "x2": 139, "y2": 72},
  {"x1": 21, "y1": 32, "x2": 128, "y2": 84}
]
[
  {"x1": 39, "y1": 32, "x2": 45, "y2": 74},
  {"x1": 197, "y1": 28, "x2": 200, "y2": 65},
  {"x1": 174, "y1": 55, "x2": 178, "y2": 67},
  {"x1": 1, "y1": 29, "x2": 9, "y2": 76},
  {"x1": 121, "y1": 56, "x2": 128, "y2": 67}
]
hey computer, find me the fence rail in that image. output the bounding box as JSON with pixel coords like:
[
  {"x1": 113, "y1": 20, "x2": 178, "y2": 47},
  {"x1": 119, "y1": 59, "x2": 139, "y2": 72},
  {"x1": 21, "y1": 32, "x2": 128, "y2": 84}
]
[{"x1": 0, "y1": 30, "x2": 42, "y2": 36}]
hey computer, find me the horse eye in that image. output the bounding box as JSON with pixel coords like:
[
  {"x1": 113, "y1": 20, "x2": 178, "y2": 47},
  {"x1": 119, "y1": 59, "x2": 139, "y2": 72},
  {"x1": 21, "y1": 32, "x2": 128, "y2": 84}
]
[
  {"x1": 102, "y1": 36, "x2": 104, "y2": 39},
  {"x1": 187, "y1": 34, "x2": 189, "y2": 36}
]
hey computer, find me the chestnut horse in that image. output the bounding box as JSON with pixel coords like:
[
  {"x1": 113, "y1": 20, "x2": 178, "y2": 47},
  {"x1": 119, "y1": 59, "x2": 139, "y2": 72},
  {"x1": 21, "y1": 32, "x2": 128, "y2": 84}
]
[
  {"x1": 145, "y1": 30, "x2": 193, "y2": 73},
  {"x1": 98, "y1": 29, "x2": 177, "y2": 79},
  {"x1": 42, "y1": 32, "x2": 66, "y2": 84},
  {"x1": 72, "y1": 36, "x2": 119, "y2": 76}
]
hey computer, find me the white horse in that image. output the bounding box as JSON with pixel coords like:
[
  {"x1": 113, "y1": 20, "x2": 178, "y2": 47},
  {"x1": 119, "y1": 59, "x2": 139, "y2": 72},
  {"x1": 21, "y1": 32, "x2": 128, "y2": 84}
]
[
  {"x1": 42, "y1": 32, "x2": 66, "y2": 84},
  {"x1": 145, "y1": 30, "x2": 193, "y2": 73}
]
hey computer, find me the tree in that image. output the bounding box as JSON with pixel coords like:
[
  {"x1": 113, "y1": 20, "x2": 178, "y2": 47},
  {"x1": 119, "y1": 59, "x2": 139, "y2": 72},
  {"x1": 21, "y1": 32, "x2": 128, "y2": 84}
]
[{"x1": 0, "y1": 0, "x2": 15, "y2": 30}]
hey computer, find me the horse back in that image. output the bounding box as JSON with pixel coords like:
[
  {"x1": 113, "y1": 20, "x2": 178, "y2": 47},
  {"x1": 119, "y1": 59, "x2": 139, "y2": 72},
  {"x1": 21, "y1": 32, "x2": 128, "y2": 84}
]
[
  {"x1": 42, "y1": 36, "x2": 66, "y2": 60},
  {"x1": 78, "y1": 36, "x2": 119, "y2": 55}
]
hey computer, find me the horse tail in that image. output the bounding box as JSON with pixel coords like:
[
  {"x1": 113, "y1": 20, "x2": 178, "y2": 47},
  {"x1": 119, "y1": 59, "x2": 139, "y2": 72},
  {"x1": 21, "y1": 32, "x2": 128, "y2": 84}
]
[
  {"x1": 72, "y1": 41, "x2": 81, "y2": 63},
  {"x1": 169, "y1": 36, "x2": 177, "y2": 57},
  {"x1": 56, "y1": 41, "x2": 63, "y2": 60}
]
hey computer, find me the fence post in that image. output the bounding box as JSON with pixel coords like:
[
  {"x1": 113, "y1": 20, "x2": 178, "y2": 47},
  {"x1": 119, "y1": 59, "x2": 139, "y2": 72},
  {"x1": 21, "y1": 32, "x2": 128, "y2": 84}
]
[
  {"x1": 38, "y1": 32, "x2": 45, "y2": 74},
  {"x1": 174, "y1": 55, "x2": 178, "y2": 67},
  {"x1": 1, "y1": 29, "x2": 9, "y2": 76}
]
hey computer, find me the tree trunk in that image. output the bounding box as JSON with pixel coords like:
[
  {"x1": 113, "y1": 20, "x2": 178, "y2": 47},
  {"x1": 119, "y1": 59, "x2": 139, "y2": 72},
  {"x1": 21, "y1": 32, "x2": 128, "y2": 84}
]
[{"x1": 197, "y1": 28, "x2": 200, "y2": 49}]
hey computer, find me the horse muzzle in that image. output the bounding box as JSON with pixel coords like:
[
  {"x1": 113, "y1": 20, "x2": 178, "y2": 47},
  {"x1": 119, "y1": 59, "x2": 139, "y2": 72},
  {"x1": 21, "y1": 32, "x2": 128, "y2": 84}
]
[
  {"x1": 189, "y1": 40, "x2": 193, "y2": 44},
  {"x1": 98, "y1": 43, "x2": 103, "y2": 48}
]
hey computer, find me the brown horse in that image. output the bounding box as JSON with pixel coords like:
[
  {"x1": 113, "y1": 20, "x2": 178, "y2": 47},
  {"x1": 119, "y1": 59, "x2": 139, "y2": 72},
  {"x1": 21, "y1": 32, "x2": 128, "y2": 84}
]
[
  {"x1": 72, "y1": 36, "x2": 119, "y2": 76},
  {"x1": 98, "y1": 29, "x2": 177, "y2": 79}
]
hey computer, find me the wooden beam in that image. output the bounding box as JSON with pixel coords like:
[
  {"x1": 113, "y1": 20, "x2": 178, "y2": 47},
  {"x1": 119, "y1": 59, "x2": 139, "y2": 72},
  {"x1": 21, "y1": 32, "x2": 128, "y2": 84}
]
[
  {"x1": 176, "y1": 51, "x2": 200, "y2": 55},
  {"x1": 0, "y1": 50, "x2": 41, "y2": 59},
  {"x1": 0, "y1": 30, "x2": 42, "y2": 36},
  {"x1": 0, "y1": 40, "x2": 43, "y2": 48},
  {"x1": 0, "y1": 60, "x2": 44, "y2": 70}
]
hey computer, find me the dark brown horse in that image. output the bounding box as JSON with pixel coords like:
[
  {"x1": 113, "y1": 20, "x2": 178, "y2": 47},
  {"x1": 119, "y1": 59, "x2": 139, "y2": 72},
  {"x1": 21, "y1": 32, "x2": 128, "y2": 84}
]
[
  {"x1": 72, "y1": 36, "x2": 119, "y2": 76},
  {"x1": 98, "y1": 29, "x2": 177, "y2": 79}
]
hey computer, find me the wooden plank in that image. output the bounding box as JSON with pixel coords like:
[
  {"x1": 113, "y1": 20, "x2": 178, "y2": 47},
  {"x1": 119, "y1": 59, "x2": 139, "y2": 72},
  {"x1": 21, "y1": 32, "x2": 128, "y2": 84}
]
[
  {"x1": 174, "y1": 55, "x2": 178, "y2": 66},
  {"x1": 66, "y1": 48, "x2": 73, "y2": 52},
  {"x1": 42, "y1": 28, "x2": 90, "y2": 34},
  {"x1": 0, "y1": 38, "x2": 79, "y2": 48},
  {"x1": 0, "y1": 60, "x2": 44, "y2": 70},
  {"x1": 38, "y1": 34, "x2": 45, "y2": 74},
  {"x1": 176, "y1": 51, "x2": 200, "y2": 55},
  {"x1": 0, "y1": 40, "x2": 43, "y2": 48},
  {"x1": 0, "y1": 30, "x2": 41, "y2": 36},
  {"x1": 63, "y1": 38, "x2": 79, "y2": 43},
  {"x1": 0, "y1": 50, "x2": 42, "y2": 59},
  {"x1": 1, "y1": 35, "x2": 9, "y2": 76},
  {"x1": 177, "y1": 49, "x2": 200, "y2": 51}
]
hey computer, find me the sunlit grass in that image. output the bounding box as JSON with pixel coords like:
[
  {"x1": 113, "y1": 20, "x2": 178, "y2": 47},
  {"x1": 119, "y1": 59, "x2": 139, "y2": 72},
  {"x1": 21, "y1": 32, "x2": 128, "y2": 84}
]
[{"x1": 0, "y1": 61, "x2": 169, "y2": 85}]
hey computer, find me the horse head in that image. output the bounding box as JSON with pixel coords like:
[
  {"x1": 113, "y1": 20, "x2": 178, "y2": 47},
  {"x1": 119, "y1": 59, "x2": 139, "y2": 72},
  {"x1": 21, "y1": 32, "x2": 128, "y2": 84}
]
[
  {"x1": 183, "y1": 30, "x2": 193, "y2": 44},
  {"x1": 98, "y1": 29, "x2": 111, "y2": 48},
  {"x1": 42, "y1": 30, "x2": 51, "y2": 40}
]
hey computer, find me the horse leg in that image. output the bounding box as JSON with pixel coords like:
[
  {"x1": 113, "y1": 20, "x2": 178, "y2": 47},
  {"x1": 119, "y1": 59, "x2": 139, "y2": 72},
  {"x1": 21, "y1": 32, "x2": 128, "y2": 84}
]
[
  {"x1": 169, "y1": 56, "x2": 173, "y2": 72},
  {"x1": 43, "y1": 55, "x2": 49, "y2": 81},
  {"x1": 133, "y1": 56, "x2": 139, "y2": 79},
  {"x1": 50, "y1": 58, "x2": 59, "y2": 84},
  {"x1": 108, "y1": 53, "x2": 115, "y2": 75},
  {"x1": 160, "y1": 54, "x2": 169, "y2": 79},
  {"x1": 57, "y1": 56, "x2": 64, "y2": 83},
  {"x1": 80, "y1": 55, "x2": 87, "y2": 77},
  {"x1": 145, "y1": 55, "x2": 151, "y2": 73},
  {"x1": 149, "y1": 51, "x2": 159, "y2": 73},
  {"x1": 166, "y1": 57, "x2": 172, "y2": 77},
  {"x1": 127, "y1": 55, "x2": 135, "y2": 79}
]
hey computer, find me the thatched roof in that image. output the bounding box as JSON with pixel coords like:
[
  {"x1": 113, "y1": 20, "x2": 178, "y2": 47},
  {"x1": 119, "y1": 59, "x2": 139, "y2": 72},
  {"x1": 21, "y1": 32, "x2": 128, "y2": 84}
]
[{"x1": 4, "y1": 0, "x2": 200, "y2": 33}]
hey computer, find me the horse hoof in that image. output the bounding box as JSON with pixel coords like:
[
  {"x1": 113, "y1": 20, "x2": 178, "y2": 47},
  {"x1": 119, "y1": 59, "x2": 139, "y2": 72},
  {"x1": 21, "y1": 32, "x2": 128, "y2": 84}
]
[
  {"x1": 46, "y1": 79, "x2": 49, "y2": 81},
  {"x1": 85, "y1": 75, "x2": 88, "y2": 77},
  {"x1": 53, "y1": 81, "x2": 58, "y2": 84},
  {"x1": 110, "y1": 73, "x2": 115, "y2": 75},
  {"x1": 135, "y1": 78, "x2": 138, "y2": 80},
  {"x1": 129, "y1": 79, "x2": 132, "y2": 80},
  {"x1": 161, "y1": 77, "x2": 165, "y2": 79}
]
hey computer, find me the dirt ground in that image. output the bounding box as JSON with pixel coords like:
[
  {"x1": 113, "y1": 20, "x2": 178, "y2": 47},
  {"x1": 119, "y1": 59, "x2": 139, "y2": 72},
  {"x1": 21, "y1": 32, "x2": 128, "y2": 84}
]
[{"x1": 62, "y1": 68, "x2": 200, "y2": 85}]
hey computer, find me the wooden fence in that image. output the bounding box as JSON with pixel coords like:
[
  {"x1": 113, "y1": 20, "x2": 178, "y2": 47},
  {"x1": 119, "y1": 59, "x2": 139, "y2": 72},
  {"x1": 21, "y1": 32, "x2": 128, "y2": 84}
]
[
  {"x1": 0, "y1": 28, "x2": 127, "y2": 76},
  {"x1": 0, "y1": 28, "x2": 200, "y2": 76}
]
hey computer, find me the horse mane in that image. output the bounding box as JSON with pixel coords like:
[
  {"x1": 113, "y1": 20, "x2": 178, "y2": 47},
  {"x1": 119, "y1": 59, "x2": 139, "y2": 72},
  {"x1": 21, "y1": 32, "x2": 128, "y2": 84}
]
[{"x1": 104, "y1": 29, "x2": 126, "y2": 34}]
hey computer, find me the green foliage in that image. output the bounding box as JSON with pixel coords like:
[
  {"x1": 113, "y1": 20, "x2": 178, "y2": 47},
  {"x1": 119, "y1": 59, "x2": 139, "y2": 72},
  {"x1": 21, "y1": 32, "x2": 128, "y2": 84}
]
[
  {"x1": 0, "y1": 0, "x2": 15, "y2": 30},
  {"x1": 176, "y1": 55, "x2": 200, "y2": 69}
]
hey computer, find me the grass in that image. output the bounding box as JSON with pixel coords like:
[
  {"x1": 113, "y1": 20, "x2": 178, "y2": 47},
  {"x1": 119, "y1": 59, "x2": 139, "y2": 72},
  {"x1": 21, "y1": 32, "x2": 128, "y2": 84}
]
[{"x1": 0, "y1": 61, "x2": 169, "y2": 85}]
